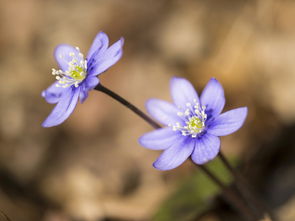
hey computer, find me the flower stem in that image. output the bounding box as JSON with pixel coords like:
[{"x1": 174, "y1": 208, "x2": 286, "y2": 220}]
[
  {"x1": 198, "y1": 164, "x2": 258, "y2": 221},
  {"x1": 94, "y1": 83, "x2": 161, "y2": 129},
  {"x1": 218, "y1": 152, "x2": 275, "y2": 220},
  {"x1": 95, "y1": 83, "x2": 259, "y2": 220}
]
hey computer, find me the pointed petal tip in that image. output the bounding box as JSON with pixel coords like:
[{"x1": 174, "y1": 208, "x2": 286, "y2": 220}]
[
  {"x1": 152, "y1": 154, "x2": 185, "y2": 171},
  {"x1": 145, "y1": 98, "x2": 156, "y2": 111},
  {"x1": 209, "y1": 78, "x2": 221, "y2": 86},
  {"x1": 41, "y1": 122, "x2": 48, "y2": 128},
  {"x1": 54, "y1": 43, "x2": 73, "y2": 55},
  {"x1": 207, "y1": 77, "x2": 222, "y2": 87},
  {"x1": 191, "y1": 156, "x2": 211, "y2": 165},
  {"x1": 138, "y1": 135, "x2": 148, "y2": 147},
  {"x1": 41, "y1": 120, "x2": 57, "y2": 128},
  {"x1": 171, "y1": 76, "x2": 183, "y2": 82},
  {"x1": 170, "y1": 77, "x2": 199, "y2": 109},
  {"x1": 119, "y1": 37, "x2": 125, "y2": 46},
  {"x1": 191, "y1": 149, "x2": 219, "y2": 165},
  {"x1": 207, "y1": 106, "x2": 248, "y2": 136},
  {"x1": 41, "y1": 117, "x2": 64, "y2": 128},
  {"x1": 170, "y1": 76, "x2": 188, "y2": 85},
  {"x1": 153, "y1": 158, "x2": 179, "y2": 171},
  {"x1": 170, "y1": 76, "x2": 187, "y2": 88},
  {"x1": 232, "y1": 106, "x2": 248, "y2": 121},
  {"x1": 190, "y1": 156, "x2": 203, "y2": 165},
  {"x1": 138, "y1": 136, "x2": 144, "y2": 146},
  {"x1": 241, "y1": 106, "x2": 248, "y2": 112},
  {"x1": 151, "y1": 138, "x2": 194, "y2": 171},
  {"x1": 152, "y1": 161, "x2": 168, "y2": 171},
  {"x1": 87, "y1": 36, "x2": 124, "y2": 76},
  {"x1": 138, "y1": 128, "x2": 180, "y2": 150},
  {"x1": 239, "y1": 106, "x2": 248, "y2": 121},
  {"x1": 98, "y1": 31, "x2": 107, "y2": 36},
  {"x1": 145, "y1": 98, "x2": 154, "y2": 108},
  {"x1": 200, "y1": 78, "x2": 225, "y2": 118},
  {"x1": 97, "y1": 31, "x2": 109, "y2": 42},
  {"x1": 138, "y1": 135, "x2": 149, "y2": 147},
  {"x1": 54, "y1": 44, "x2": 82, "y2": 71}
]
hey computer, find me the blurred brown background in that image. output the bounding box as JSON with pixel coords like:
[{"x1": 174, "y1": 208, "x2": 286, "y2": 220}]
[{"x1": 0, "y1": 0, "x2": 294, "y2": 220}]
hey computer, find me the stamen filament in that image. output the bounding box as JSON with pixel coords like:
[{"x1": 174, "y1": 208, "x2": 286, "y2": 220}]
[
  {"x1": 171, "y1": 100, "x2": 207, "y2": 138},
  {"x1": 52, "y1": 47, "x2": 87, "y2": 88}
]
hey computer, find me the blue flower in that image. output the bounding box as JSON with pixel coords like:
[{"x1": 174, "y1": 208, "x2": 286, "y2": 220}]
[
  {"x1": 139, "y1": 77, "x2": 247, "y2": 170},
  {"x1": 42, "y1": 32, "x2": 124, "y2": 127}
]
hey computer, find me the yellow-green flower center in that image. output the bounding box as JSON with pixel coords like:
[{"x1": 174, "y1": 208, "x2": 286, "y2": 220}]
[
  {"x1": 70, "y1": 66, "x2": 86, "y2": 81},
  {"x1": 170, "y1": 100, "x2": 207, "y2": 138},
  {"x1": 187, "y1": 116, "x2": 203, "y2": 132},
  {"x1": 52, "y1": 47, "x2": 87, "y2": 88}
]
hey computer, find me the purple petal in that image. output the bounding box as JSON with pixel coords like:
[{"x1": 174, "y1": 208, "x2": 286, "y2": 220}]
[
  {"x1": 153, "y1": 137, "x2": 194, "y2": 171},
  {"x1": 54, "y1": 44, "x2": 82, "y2": 72},
  {"x1": 139, "y1": 127, "x2": 180, "y2": 150},
  {"x1": 79, "y1": 89, "x2": 88, "y2": 103},
  {"x1": 191, "y1": 133, "x2": 220, "y2": 165},
  {"x1": 42, "y1": 82, "x2": 65, "y2": 104},
  {"x1": 79, "y1": 77, "x2": 99, "y2": 103},
  {"x1": 207, "y1": 107, "x2": 248, "y2": 136},
  {"x1": 88, "y1": 38, "x2": 124, "y2": 76},
  {"x1": 146, "y1": 99, "x2": 182, "y2": 126},
  {"x1": 84, "y1": 76, "x2": 99, "y2": 90},
  {"x1": 200, "y1": 78, "x2": 225, "y2": 119},
  {"x1": 42, "y1": 87, "x2": 80, "y2": 127},
  {"x1": 87, "y1": 32, "x2": 109, "y2": 61},
  {"x1": 170, "y1": 77, "x2": 199, "y2": 109}
]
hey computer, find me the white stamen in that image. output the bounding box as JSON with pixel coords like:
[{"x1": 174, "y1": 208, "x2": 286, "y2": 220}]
[
  {"x1": 169, "y1": 99, "x2": 207, "y2": 138},
  {"x1": 177, "y1": 112, "x2": 183, "y2": 116},
  {"x1": 52, "y1": 46, "x2": 87, "y2": 88}
]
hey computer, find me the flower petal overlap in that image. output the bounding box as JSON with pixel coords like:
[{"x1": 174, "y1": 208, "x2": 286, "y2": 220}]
[
  {"x1": 139, "y1": 77, "x2": 247, "y2": 170},
  {"x1": 42, "y1": 32, "x2": 124, "y2": 127}
]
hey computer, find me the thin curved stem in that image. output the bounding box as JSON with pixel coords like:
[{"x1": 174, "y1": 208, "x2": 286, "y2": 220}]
[
  {"x1": 95, "y1": 83, "x2": 161, "y2": 129},
  {"x1": 94, "y1": 84, "x2": 260, "y2": 220}
]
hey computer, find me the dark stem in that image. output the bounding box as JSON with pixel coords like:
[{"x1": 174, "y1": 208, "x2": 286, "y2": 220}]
[
  {"x1": 95, "y1": 84, "x2": 161, "y2": 129},
  {"x1": 198, "y1": 165, "x2": 258, "y2": 221},
  {"x1": 94, "y1": 84, "x2": 259, "y2": 220},
  {"x1": 218, "y1": 152, "x2": 274, "y2": 220}
]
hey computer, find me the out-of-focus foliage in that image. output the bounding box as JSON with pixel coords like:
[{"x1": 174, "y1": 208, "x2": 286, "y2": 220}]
[{"x1": 153, "y1": 159, "x2": 233, "y2": 221}]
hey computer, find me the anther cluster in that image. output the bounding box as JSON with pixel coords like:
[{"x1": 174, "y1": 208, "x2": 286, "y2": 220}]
[
  {"x1": 52, "y1": 47, "x2": 87, "y2": 88},
  {"x1": 170, "y1": 99, "x2": 207, "y2": 137}
]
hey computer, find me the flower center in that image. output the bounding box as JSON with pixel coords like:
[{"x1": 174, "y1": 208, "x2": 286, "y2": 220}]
[
  {"x1": 170, "y1": 99, "x2": 207, "y2": 138},
  {"x1": 52, "y1": 47, "x2": 87, "y2": 88}
]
